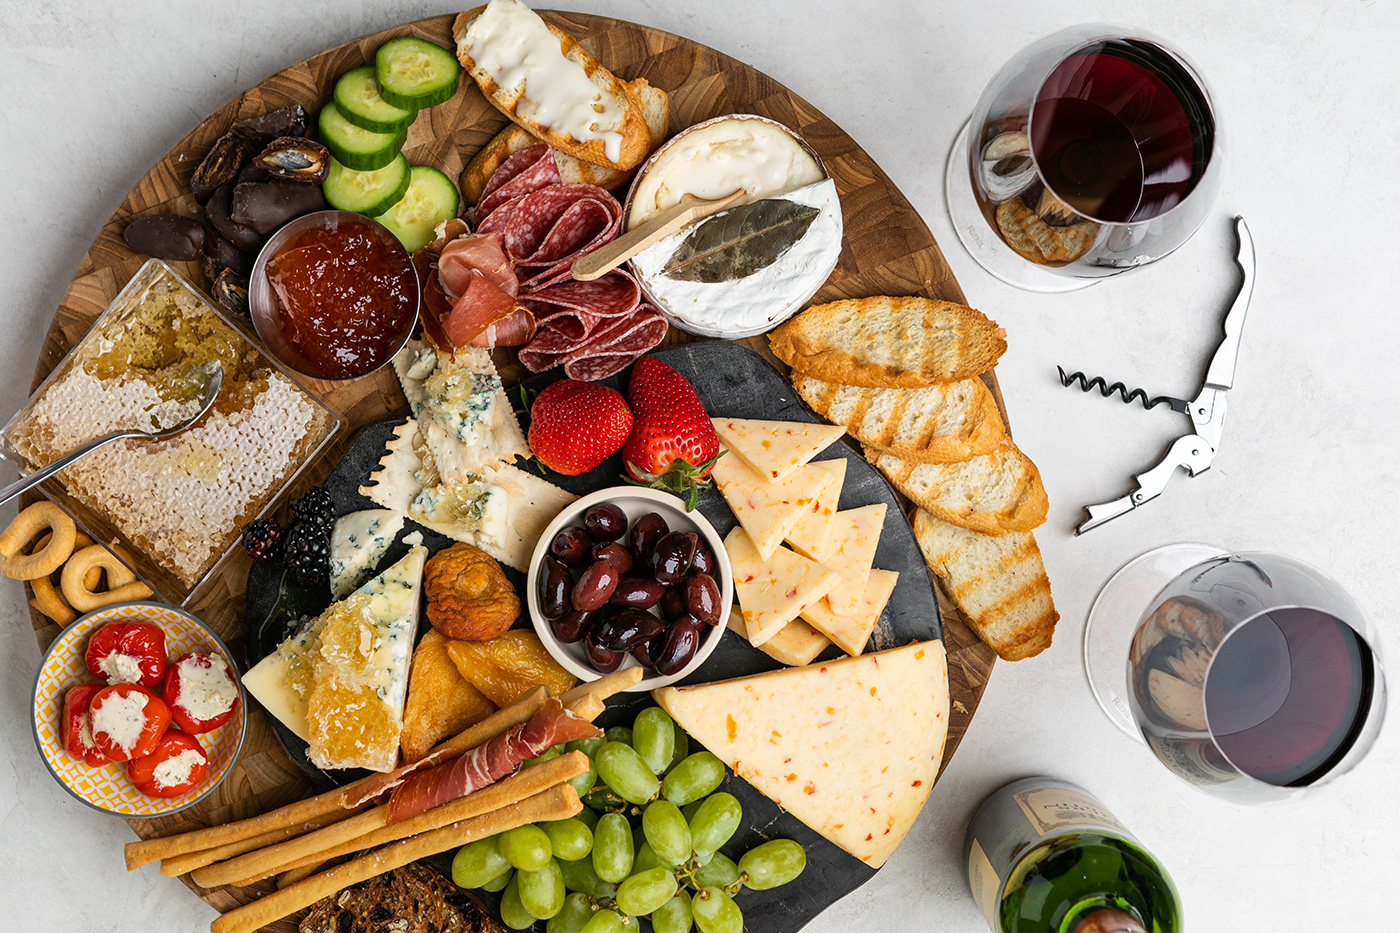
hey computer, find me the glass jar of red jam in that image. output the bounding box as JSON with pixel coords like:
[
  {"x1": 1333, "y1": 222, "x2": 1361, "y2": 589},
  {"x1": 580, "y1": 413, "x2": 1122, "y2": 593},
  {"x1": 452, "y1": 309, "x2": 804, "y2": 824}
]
[{"x1": 254, "y1": 212, "x2": 418, "y2": 380}]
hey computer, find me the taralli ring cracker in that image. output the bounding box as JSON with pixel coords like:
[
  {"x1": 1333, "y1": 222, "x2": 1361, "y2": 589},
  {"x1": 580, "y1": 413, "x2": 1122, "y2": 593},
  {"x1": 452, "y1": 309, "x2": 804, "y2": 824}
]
[
  {"x1": 29, "y1": 575, "x2": 76, "y2": 625},
  {"x1": 0, "y1": 501, "x2": 77, "y2": 580},
  {"x1": 61, "y1": 544, "x2": 153, "y2": 613}
]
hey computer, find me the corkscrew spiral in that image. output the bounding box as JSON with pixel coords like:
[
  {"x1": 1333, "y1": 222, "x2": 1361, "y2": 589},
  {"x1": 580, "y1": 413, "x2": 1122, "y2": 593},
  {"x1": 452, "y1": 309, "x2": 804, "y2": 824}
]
[{"x1": 1056, "y1": 366, "x2": 1183, "y2": 411}]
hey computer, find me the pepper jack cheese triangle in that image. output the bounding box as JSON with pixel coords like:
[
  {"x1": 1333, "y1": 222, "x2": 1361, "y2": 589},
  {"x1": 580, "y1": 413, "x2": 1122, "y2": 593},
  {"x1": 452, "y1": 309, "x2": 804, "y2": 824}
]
[
  {"x1": 726, "y1": 605, "x2": 831, "y2": 667},
  {"x1": 711, "y1": 417, "x2": 846, "y2": 483},
  {"x1": 726, "y1": 527, "x2": 842, "y2": 646},
  {"x1": 785, "y1": 458, "x2": 848, "y2": 562},
  {"x1": 712, "y1": 447, "x2": 837, "y2": 562},
  {"x1": 801, "y1": 567, "x2": 899, "y2": 656},
  {"x1": 653, "y1": 640, "x2": 949, "y2": 867},
  {"x1": 823, "y1": 503, "x2": 888, "y2": 615}
]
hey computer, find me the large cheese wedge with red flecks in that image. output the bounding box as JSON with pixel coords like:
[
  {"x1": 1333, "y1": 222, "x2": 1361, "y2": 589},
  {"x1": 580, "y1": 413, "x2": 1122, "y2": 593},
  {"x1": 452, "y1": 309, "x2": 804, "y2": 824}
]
[
  {"x1": 822, "y1": 503, "x2": 887, "y2": 615},
  {"x1": 785, "y1": 458, "x2": 847, "y2": 562},
  {"x1": 712, "y1": 447, "x2": 836, "y2": 562},
  {"x1": 800, "y1": 567, "x2": 898, "y2": 656},
  {"x1": 726, "y1": 527, "x2": 842, "y2": 647},
  {"x1": 725, "y1": 605, "x2": 831, "y2": 667},
  {"x1": 710, "y1": 417, "x2": 846, "y2": 483},
  {"x1": 653, "y1": 640, "x2": 949, "y2": 867}
]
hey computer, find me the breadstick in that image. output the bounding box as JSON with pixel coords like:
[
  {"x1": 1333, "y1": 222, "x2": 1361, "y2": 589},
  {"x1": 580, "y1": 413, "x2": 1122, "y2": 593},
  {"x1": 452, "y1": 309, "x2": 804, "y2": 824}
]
[
  {"x1": 124, "y1": 789, "x2": 377, "y2": 871},
  {"x1": 560, "y1": 666, "x2": 643, "y2": 705},
  {"x1": 159, "y1": 810, "x2": 350, "y2": 876},
  {"x1": 565, "y1": 692, "x2": 605, "y2": 721},
  {"x1": 277, "y1": 861, "x2": 324, "y2": 888},
  {"x1": 192, "y1": 805, "x2": 392, "y2": 888},
  {"x1": 210, "y1": 784, "x2": 581, "y2": 933},
  {"x1": 265, "y1": 752, "x2": 587, "y2": 881}
]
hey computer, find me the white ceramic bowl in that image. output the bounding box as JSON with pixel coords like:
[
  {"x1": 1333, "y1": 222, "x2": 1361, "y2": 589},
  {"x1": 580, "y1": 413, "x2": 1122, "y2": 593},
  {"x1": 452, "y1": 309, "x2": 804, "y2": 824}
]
[
  {"x1": 528, "y1": 487, "x2": 733, "y2": 692},
  {"x1": 31, "y1": 601, "x2": 247, "y2": 818}
]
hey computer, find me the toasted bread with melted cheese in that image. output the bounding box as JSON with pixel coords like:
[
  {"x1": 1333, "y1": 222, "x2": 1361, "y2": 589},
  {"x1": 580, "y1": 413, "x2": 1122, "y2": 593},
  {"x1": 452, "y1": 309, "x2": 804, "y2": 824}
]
[
  {"x1": 454, "y1": 3, "x2": 653, "y2": 170},
  {"x1": 912, "y1": 508, "x2": 1057, "y2": 661},
  {"x1": 770, "y1": 297, "x2": 1007, "y2": 388},
  {"x1": 461, "y1": 78, "x2": 670, "y2": 203},
  {"x1": 793, "y1": 372, "x2": 1005, "y2": 464},
  {"x1": 869, "y1": 442, "x2": 1048, "y2": 535}
]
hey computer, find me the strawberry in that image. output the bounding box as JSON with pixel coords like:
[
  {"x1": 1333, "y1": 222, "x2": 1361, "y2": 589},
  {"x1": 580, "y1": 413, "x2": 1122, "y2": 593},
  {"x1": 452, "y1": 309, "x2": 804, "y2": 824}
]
[
  {"x1": 528, "y1": 379, "x2": 633, "y2": 475},
  {"x1": 621, "y1": 356, "x2": 723, "y2": 509}
]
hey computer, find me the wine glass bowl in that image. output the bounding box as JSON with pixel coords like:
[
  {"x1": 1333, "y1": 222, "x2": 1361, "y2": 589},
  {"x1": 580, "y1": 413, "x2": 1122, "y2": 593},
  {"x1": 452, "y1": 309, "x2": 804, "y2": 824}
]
[
  {"x1": 946, "y1": 25, "x2": 1223, "y2": 291},
  {"x1": 1087, "y1": 547, "x2": 1386, "y2": 804}
]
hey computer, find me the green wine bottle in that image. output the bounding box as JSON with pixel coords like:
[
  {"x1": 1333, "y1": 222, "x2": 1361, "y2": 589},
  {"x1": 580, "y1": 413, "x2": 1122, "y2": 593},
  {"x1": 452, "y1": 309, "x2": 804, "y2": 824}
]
[{"x1": 963, "y1": 778, "x2": 1182, "y2": 933}]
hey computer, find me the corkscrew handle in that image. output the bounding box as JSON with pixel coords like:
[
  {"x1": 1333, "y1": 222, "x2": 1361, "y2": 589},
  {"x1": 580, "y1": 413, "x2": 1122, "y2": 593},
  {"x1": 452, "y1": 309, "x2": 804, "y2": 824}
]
[{"x1": 1203, "y1": 216, "x2": 1255, "y2": 390}]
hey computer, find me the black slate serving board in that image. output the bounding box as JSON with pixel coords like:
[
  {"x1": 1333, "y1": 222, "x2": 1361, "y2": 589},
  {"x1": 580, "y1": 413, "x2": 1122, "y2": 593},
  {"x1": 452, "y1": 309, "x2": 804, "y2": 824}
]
[{"x1": 245, "y1": 340, "x2": 944, "y2": 932}]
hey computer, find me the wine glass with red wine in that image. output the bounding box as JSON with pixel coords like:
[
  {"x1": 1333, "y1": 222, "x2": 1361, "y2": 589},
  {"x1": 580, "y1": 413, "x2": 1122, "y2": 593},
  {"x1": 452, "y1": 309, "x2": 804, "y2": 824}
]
[
  {"x1": 1085, "y1": 546, "x2": 1386, "y2": 803},
  {"x1": 945, "y1": 25, "x2": 1223, "y2": 292}
]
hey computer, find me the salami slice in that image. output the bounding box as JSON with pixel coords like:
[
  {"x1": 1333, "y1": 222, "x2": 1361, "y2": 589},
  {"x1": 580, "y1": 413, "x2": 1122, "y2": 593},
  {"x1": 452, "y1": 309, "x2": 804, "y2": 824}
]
[
  {"x1": 525, "y1": 303, "x2": 597, "y2": 343},
  {"x1": 562, "y1": 307, "x2": 669, "y2": 381},
  {"x1": 521, "y1": 272, "x2": 641, "y2": 318},
  {"x1": 475, "y1": 144, "x2": 561, "y2": 224},
  {"x1": 500, "y1": 184, "x2": 622, "y2": 283}
]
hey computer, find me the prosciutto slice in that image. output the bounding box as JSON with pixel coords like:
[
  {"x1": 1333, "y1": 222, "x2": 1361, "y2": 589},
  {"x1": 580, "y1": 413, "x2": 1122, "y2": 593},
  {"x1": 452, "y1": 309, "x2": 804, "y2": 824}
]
[
  {"x1": 386, "y1": 699, "x2": 601, "y2": 824},
  {"x1": 426, "y1": 233, "x2": 536, "y2": 349},
  {"x1": 340, "y1": 746, "x2": 464, "y2": 809}
]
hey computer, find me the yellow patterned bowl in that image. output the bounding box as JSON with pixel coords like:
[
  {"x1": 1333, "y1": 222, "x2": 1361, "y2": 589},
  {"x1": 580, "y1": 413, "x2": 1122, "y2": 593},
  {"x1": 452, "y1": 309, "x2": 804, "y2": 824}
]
[{"x1": 31, "y1": 601, "x2": 246, "y2": 817}]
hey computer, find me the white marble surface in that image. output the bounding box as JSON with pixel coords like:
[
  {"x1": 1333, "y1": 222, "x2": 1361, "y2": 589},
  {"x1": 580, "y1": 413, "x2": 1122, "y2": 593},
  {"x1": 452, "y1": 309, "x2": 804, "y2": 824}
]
[{"x1": 1, "y1": 0, "x2": 1396, "y2": 929}]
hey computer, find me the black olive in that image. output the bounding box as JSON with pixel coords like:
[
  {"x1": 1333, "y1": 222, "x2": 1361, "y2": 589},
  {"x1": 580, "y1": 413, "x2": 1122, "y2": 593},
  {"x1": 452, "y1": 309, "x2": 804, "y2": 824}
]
[
  {"x1": 583, "y1": 503, "x2": 627, "y2": 541},
  {"x1": 609, "y1": 576, "x2": 665, "y2": 610},
  {"x1": 592, "y1": 541, "x2": 633, "y2": 574},
  {"x1": 552, "y1": 607, "x2": 597, "y2": 644},
  {"x1": 652, "y1": 617, "x2": 703, "y2": 676},
  {"x1": 683, "y1": 573, "x2": 722, "y2": 625},
  {"x1": 537, "y1": 555, "x2": 572, "y2": 621},
  {"x1": 596, "y1": 608, "x2": 666, "y2": 652},
  {"x1": 629, "y1": 512, "x2": 669, "y2": 565},
  {"x1": 572, "y1": 559, "x2": 620, "y2": 611},
  {"x1": 653, "y1": 531, "x2": 697, "y2": 585},
  {"x1": 584, "y1": 631, "x2": 624, "y2": 673}
]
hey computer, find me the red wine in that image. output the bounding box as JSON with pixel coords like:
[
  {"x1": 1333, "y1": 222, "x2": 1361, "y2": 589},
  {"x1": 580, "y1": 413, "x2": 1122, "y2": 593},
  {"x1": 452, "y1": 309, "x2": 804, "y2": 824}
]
[
  {"x1": 1204, "y1": 608, "x2": 1375, "y2": 787},
  {"x1": 1030, "y1": 39, "x2": 1214, "y2": 223}
]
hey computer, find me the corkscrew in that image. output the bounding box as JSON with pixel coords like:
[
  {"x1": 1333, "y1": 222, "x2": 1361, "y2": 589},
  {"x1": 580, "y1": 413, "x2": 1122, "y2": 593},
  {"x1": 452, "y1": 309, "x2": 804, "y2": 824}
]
[{"x1": 1065, "y1": 216, "x2": 1256, "y2": 534}]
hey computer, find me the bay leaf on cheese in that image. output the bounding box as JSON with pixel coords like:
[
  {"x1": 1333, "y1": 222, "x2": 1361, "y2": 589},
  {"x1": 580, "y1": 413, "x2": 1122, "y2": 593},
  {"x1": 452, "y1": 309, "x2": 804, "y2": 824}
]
[
  {"x1": 662, "y1": 198, "x2": 821, "y2": 283},
  {"x1": 653, "y1": 639, "x2": 950, "y2": 868}
]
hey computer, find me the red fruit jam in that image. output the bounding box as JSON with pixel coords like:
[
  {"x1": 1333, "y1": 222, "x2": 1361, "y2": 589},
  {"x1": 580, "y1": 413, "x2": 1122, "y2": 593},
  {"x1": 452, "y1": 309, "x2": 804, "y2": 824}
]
[{"x1": 265, "y1": 220, "x2": 417, "y2": 379}]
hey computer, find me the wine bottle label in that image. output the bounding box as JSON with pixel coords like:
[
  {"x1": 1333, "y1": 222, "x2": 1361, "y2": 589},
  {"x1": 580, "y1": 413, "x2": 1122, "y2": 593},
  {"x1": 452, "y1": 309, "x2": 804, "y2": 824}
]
[
  {"x1": 964, "y1": 777, "x2": 1147, "y2": 932},
  {"x1": 967, "y1": 838, "x2": 1002, "y2": 930},
  {"x1": 1011, "y1": 785, "x2": 1131, "y2": 836}
]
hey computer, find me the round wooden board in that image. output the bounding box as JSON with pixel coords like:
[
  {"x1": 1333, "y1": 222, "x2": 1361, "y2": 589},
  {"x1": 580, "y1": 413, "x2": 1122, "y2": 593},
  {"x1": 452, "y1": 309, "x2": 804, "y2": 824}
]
[{"x1": 25, "y1": 10, "x2": 997, "y2": 928}]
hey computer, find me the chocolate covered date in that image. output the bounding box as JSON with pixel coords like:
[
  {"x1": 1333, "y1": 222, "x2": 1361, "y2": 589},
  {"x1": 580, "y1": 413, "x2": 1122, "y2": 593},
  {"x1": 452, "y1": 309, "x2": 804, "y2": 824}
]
[
  {"x1": 123, "y1": 214, "x2": 204, "y2": 262},
  {"x1": 231, "y1": 180, "x2": 326, "y2": 236}
]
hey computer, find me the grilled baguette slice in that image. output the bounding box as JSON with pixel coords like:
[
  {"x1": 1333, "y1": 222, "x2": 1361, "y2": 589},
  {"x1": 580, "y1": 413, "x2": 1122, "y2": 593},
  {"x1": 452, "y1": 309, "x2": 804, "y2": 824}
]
[
  {"x1": 454, "y1": 3, "x2": 653, "y2": 170},
  {"x1": 869, "y1": 442, "x2": 1048, "y2": 535},
  {"x1": 793, "y1": 372, "x2": 1005, "y2": 464},
  {"x1": 912, "y1": 508, "x2": 1057, "y2": 661},
  {"x1": 461, "y1": 78, "x2": 670, "y2": 204},
  {"x1": 770, "y1": 297, "x2": 1007, "y2": 388}
]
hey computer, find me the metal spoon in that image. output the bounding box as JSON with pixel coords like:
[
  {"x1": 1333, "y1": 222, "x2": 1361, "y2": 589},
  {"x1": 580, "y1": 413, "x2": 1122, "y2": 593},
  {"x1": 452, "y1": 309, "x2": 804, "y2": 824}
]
[{"x1": 0, "y1": 360, "x2": 224, "y2": 507}]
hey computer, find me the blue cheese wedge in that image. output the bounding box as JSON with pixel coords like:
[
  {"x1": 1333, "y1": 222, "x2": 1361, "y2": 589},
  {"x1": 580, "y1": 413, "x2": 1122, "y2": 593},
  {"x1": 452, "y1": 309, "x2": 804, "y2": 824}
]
[
  {"x1": 329, "y1": 509, "x2": 406, "y2": 598},
  {"x1": 653, "y1": 640, "x2": 949, "y2": 868},
  {"x1": 359, "y1": 419, "x2": 576, "y2": 570},
  {"x1": 391, "y1": 340, "x2": 529, "y2": 482},
  {"x1": 242, "y1": 545, "x2": 427, "y2": 773}
]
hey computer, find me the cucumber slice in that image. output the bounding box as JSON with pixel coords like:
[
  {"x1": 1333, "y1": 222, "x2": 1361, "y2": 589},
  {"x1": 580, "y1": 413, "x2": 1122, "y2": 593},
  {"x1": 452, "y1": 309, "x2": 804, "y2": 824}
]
[
  {"x1": 323, "y1": 154, "x2": 411, "y2": 216},
  {"x1": 318, "y1": 103, "x2": 406, "y2": 172},
  {"x1": 333, "y1": 65, "x2": 416, "y2": 133},
  {"x1": 377, "y1": 166, "x2": 461, "y2": 253},
  {"x1": 375, "y1": 37, "x2": 460, "y2": 110}
]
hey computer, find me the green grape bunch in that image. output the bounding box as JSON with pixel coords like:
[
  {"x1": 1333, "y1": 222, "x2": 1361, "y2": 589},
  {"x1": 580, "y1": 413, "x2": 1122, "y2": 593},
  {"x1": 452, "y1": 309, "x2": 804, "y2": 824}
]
[{"x1": 450, "y1": 705, "x2": 808, "y2": 932}]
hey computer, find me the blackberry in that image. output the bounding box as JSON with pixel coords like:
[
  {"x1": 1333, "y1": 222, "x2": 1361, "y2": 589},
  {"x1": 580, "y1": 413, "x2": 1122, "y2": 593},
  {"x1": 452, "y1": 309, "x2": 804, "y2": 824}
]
[
  {"x1": 240, "y1": 518, "x2": 283, "y2": 562},
  {"x1": 282, "y1": 522, "x2": 330, "y2": 586},
  {"x1": 290, "y1": 486, "x2": 336, "y2": 537}
]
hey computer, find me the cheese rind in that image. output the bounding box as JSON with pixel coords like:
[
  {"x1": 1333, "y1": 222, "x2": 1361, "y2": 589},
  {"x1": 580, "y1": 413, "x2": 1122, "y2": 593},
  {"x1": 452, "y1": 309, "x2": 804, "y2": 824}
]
[
  {"x1": 785, "y1": 458, "x2": 847, "y2": 562},
  {"x1": 712, "y1": 447, "x2": 835, "y2": 562},
  {"x1": 726, "y1": 606, "x2": 830, "y2": 666},
  {"x1": 800, "y1": 567, "x2": 898, "y2": 656},
  {"x1": 653, "y1": 640, "x2": 950, "y2": 868},
  {"x1": 711, "y1": 417, "x2": 845, "y2": 483},
  {"x1": 822, "y1": 504, "x2": 887, "y2": 615},
  {"x1": 726, "y1": 528, "x2": 842, "y2": 647}
]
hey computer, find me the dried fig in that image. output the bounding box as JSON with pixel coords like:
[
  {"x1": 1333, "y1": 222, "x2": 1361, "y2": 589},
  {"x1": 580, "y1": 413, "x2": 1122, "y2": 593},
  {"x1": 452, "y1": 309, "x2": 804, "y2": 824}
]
[{"x1": 425, "y1": 542, "x2": 521, "y2": 641}]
